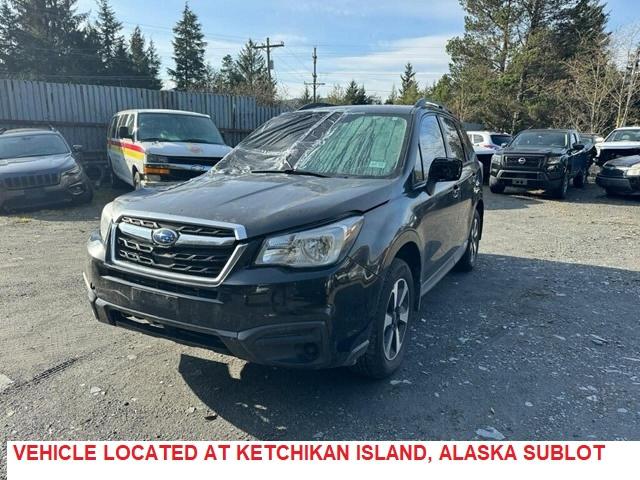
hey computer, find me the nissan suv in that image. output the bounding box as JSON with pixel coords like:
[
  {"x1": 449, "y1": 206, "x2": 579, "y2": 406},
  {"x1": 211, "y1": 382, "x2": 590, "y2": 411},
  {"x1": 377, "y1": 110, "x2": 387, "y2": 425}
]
[
  {"x1": 84, "y1": 101, "x2": 484, "y2": 378},
  {"x1": 489, "y1": 128, "x2": 589, "y2": 199}
]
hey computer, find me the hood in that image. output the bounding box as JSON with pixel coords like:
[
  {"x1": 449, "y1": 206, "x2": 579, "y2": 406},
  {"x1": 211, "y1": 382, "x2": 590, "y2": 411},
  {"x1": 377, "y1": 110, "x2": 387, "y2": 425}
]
[
  {"x1": 500, "y1": 145, "x2": 566, "y2": 156},
  {"x1": 596, "y1": 141, "x2": 640, "y2": 150},
  {"x1": 112, "y1": 172, "x2": 396, "y2": 238},
  {"x1": 141, "y1": 141, "x2": 232, "y2": 158},
  {"x1": 603, "y1": 155, "x2": 640, "y2": 168},
  {"x1": 473, "y1": 146, "x2": 496, "y2": 155},
  {"x1": 0, "y1": 153, "x2": 76, "y2": 176}
]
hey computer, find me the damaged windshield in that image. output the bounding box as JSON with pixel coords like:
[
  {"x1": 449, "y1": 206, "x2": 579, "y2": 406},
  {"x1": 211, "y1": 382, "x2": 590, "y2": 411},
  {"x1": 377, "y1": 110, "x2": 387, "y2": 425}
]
[{"x1": 214, "y1": 111, "x2": 409, "y2": 178}]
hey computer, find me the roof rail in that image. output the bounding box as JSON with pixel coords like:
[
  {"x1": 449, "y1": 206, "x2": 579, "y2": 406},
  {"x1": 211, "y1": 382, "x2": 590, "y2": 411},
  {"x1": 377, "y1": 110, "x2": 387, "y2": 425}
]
[
  {"x1": 414, "y1": 98, "x2": 449, "y2": 112},
  {"x1": 297, "y1": 102, "x2": 334, "y2": 111}
]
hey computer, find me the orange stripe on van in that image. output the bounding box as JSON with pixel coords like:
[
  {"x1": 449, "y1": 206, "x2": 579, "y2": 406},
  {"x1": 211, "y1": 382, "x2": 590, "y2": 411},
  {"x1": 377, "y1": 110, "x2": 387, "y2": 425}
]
[{"x1": 108, "y1": 139, "x2": 145, "y2": 153}]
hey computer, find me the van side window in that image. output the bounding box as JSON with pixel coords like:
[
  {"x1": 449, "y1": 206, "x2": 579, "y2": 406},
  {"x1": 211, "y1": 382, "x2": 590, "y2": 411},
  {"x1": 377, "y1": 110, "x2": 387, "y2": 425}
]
[
  {"x1": 418, "y1": 115, "x2": 447, "y2": 180},
  {"x1": 109, "y1": 117, "x2": 117, "y2": 138},
  {"x1": 116, "y1": 114, "x2": 130, "y2": 139},
  {"x1": 440, "y1": 116, "x2": 466, "y2": 161},
  {"x1": 125, "y1": 114, "x2": 135, "y2": 139}
]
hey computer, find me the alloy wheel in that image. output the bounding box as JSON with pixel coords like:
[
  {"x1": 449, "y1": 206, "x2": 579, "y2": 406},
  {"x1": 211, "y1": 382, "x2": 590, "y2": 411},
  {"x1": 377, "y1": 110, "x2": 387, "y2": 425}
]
[
  {"x1": 469, "y1": 216, "x2": 480, "y2": 265},
  {"x1": 383, "y1": 278, "x2": 410, "y2": 361}
]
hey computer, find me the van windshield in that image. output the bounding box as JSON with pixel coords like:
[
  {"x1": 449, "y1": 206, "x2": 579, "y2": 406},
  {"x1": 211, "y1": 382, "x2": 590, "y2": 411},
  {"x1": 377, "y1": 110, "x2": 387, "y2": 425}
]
[
  {"x1": 137, "y1": 113, "x2": 225, "y2": 145},
  {"x1": 605, "y1": 129, "x2": 640, "y2": 142},
  {"x1": 215, "y1": 111, "x2": 409, "y2": 178}
]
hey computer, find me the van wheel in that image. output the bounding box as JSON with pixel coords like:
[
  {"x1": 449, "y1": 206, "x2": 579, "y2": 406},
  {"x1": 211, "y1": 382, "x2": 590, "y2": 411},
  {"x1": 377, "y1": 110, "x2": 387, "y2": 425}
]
[
  {"x1": 455, "y1": 209, "x2": 480, "y2": 272},
  {"x1": 133, "y1": 171, "x2": 143, "y2": 190},
  {"x1": 350, "y1": 258, "x2": 415, "y2": 379},
  {"x1": 573, "y1": 169, "x2": 586, "y2": 188}
]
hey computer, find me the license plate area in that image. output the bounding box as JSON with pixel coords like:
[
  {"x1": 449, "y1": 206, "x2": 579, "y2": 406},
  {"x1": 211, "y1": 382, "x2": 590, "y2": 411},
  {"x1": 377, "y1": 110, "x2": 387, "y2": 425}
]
[
  {"x1": 131, "y1": 287, "x2": 178, "y2": 319},
  {"x1": 512, "y1": 179, "x2": 528, "y2": 186}
]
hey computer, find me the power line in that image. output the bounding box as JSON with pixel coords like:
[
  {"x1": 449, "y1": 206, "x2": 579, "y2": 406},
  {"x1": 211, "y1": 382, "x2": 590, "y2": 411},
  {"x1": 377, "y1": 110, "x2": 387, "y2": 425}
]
[{"x1": 251, "y1": 37, "x2": 285, "y2": 83}]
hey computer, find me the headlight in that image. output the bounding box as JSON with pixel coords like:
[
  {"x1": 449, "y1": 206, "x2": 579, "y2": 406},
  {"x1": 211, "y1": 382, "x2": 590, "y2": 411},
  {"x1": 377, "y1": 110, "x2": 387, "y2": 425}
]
[
  {"x1": 100, "y1": 202, "x2": 114, "y2": 242},
  {"x1": 256, "y1": 217, "x2": 363, "y2": 268},
  {"x1": 491, "y1": 154, "x2": 503, "y2": 166},
  {"x1": 627, "y1": 164, "x2": 640, "y2": 176},
  {"x1": 546, "y1": 156, "x2": 563, "y2": 165},
  {"x1": 63, "y1": 164, "x2": 82, "y2": 176},
  {"x1": 146, "y1": 154, "x2": 168, "y2": 163}
]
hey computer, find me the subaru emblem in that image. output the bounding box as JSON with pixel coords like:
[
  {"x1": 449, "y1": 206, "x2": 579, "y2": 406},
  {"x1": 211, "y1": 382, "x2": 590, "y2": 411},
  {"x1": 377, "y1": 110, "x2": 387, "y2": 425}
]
[
  {"x1": 152, "y1": 228, "x2": 178, "y2": 246},
  {"x1": 518, "y1": 157, "x2": 527, "y2": 165}
]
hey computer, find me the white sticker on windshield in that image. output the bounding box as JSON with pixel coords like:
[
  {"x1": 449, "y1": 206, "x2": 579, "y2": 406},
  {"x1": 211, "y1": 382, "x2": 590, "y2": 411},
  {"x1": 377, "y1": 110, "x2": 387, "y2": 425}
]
[{"x1": 368, "y1": 161, "x2": 387, "y2": 169}]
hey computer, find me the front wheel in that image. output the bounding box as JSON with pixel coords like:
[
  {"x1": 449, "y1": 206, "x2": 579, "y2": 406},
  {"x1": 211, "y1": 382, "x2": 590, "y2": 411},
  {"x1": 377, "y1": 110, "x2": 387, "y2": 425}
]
[
  {"x1": 454, "y1": 209, "x2": 481, "y2": 272},
  {"x1": 350, "y1": 258, "x2": 415, "y2": 379},
  {"x1": 551, "y1": 171, "x2": 569, "y2": 199},
  {"x1": 133, "y1": 171, "x2": 143, "y2": 190}
]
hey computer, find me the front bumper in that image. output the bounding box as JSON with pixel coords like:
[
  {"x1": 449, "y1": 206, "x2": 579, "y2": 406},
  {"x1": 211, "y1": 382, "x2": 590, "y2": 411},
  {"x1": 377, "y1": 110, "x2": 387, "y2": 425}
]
[
  {"x1": 0, "y1": 174, "x2": 91, "y2": 210},
  {"x1": 596, "y1": 174, "x2": 640, "y2": 194},
  {"x1": 490, "y1": 167, "x2": 564, "y2": 189},
  {"x1": 84, "y1": 232, "x2": 381, "y2": 368}
]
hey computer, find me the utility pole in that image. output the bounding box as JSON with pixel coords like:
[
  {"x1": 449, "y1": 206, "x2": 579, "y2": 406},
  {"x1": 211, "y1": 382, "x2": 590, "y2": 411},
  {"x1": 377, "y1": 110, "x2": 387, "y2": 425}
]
[
  {"x1": 305, "y1": 47, "x2": 325, "y2": 102},
  {"x1": 253, "y1": 37, "x2": 285, "y2": 83}
]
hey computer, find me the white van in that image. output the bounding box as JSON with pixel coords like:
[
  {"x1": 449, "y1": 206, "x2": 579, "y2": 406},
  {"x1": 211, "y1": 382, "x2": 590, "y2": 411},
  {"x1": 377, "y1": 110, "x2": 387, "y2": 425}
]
[{"x1": 107, "y1": 109, "x2": 232, "y2": 188}]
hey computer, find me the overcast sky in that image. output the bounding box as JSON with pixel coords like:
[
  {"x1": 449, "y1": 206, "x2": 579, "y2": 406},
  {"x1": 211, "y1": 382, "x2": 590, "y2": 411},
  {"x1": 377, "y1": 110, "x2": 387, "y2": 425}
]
[{"x1": 76, "y1": 0, "x2": 638, "y2": 99}]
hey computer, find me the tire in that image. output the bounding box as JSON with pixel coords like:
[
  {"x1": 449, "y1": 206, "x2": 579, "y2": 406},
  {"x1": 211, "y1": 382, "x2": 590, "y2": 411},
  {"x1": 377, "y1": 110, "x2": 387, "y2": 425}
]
[
  {"x1": 133, "y1": 170, "x2": 143, "y2": 190},
  {"x1": 350, "y1": 258, "x2": 415, "y2": 379},
  {"x1": 489, "y1": 177, "x2": 505, "y2": 194},
  {"x1": 73, "y1": 184, "x2": 94, "y2": 205},
  {"x1": 454, "y1": 209, "x2": 481, "y2": 272},
  {"x1": 573, "y1": 169, "x2": 586, "y2": 188},
  {"x1": 551, "y1": 170, "x2": 569, "y2": 199}
]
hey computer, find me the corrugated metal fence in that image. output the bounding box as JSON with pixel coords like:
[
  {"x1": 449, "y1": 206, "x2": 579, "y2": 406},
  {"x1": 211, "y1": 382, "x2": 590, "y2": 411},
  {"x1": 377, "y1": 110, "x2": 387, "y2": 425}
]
[{"x1": 0, "y1": 79, "x2": 287, "y2": 163}]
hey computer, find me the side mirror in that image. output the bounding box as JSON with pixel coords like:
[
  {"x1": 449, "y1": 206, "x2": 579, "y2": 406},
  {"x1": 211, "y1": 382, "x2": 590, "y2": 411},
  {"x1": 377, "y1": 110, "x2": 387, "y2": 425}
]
[
  {"x1": 72, "y1": 144, "x2": 84, "y2": 153},
  {"x1": 501, "y1": 142, "x2": 509, "y2": 147},
  {"x1": 118, "y1": 126, "x2": 132, "y2": 139},
  {"x1": 428, "y1": 157, "x2": 463, "y2": 183},
  {"x1": 572, "y1": 143, "x2": 584, "y2": 151}
]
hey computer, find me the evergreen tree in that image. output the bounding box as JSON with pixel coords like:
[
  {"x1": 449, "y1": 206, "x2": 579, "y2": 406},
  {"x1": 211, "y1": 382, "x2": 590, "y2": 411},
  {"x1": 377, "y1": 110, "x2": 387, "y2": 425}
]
[
  {"x1": 398, "y1": 62, "x2": 420, "y2": 104},
  {"x1": 168, "y1": 2, "x2": 208, "y2": 91},
  {"x1": 343, "y1": 80, "x2": 371, "y2": 105},
  {"x1": 385, "y1": 85, "x2": 398, "y2": 104},
  {"x1": 129, "y1": 26, "x2": 162, "y2": 89},
  {"x1": 0, "y1": 0, "x2": 101, "y2": 81},
  {"x1": 217, "y1": 54, "x2": 241, "y2": 91},
  {"x1": 95, "y1": 0, "x2": 123, "y2": 75}
]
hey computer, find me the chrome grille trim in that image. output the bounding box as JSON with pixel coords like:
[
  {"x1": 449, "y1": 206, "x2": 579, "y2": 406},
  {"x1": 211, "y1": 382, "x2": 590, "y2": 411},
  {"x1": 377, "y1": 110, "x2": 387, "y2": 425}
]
[{"x1": 108, "y1": 211, "x2": 247, "y2": 288}]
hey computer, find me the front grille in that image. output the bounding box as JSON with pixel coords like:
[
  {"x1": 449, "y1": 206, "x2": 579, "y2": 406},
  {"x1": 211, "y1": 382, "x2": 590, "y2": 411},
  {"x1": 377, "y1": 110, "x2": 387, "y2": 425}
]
[
  {"x1": 113, "y1": 217, "x2": 239, "y2": 280},
  {"x1": 121, "y1": 216, "x2": 234, "y2": 237},
  {"x1": 599, "y1": 166, "x2": 626, "y2": 178},
  {"x1": 4, "y1": 173, "x2": 60, "y2": 189},
  {"x1": 165, "y1": 156, "x2": 223, "y2": 167},
  {"x1": 504, "y1": 156, "x2": 543, "y2": 169}
]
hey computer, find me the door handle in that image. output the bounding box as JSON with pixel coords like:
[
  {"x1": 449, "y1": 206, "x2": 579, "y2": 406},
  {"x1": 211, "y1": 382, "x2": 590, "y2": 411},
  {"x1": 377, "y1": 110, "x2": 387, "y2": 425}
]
[{"x1": 452, "y1": 184, "x2": 460, "y2": 198}]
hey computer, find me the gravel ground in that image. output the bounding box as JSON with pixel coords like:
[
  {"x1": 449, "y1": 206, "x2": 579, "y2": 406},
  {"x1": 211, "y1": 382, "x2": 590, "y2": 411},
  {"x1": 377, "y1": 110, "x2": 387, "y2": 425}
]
[{"x1": 1, "y1": 180, "x2": 639, "y2": 467}]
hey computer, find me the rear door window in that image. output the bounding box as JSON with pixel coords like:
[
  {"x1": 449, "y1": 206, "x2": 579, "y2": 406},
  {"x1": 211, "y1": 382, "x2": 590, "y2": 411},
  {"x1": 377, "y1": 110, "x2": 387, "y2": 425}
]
[{"x1": 440, "y1": 116, "x2": 466, "y2": 161}]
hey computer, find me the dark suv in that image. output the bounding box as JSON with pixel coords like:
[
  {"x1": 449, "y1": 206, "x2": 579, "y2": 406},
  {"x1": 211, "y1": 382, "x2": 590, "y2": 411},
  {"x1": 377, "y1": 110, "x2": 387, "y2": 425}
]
[
  {"x1": 84, "y1": 101, "x2": 484, "y2": 378},
  {"x1": 489, "y1": 129, "x2": 589, "y2": 199}
]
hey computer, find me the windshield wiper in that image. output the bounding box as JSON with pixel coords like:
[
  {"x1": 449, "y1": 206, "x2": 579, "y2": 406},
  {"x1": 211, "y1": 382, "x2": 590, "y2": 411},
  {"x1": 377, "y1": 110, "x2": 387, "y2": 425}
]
[
  {"x1": 250, "y1": 169, "x2": 329, "y2": 178},
  {"x1": 138, "y1": 137, "x2": 163, "y2": 142}
]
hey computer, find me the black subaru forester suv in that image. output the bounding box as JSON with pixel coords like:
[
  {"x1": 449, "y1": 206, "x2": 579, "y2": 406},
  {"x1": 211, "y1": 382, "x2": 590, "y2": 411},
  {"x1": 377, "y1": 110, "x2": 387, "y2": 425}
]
[{"x1": 84, "y1": 101, "x2": 484, "y2": 378}]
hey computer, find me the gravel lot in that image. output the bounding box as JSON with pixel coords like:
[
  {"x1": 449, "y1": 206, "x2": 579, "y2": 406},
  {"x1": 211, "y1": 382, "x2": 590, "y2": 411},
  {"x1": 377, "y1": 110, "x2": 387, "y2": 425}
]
[{"x1": 1, "y1": 180, "x2": 639, "y2": 462}]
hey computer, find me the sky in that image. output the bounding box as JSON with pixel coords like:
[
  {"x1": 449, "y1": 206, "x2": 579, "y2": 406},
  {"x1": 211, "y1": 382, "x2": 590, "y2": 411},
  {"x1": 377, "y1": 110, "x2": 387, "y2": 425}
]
[{"x1": 76, "y1": 0, "x2": 639, "y2": 100}]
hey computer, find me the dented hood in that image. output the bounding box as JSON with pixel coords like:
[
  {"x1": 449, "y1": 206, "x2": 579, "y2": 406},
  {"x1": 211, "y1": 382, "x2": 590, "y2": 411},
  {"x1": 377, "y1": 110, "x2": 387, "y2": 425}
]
[{"x1": 112, "y1": 172, "x2": 395, "y2": 238}]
